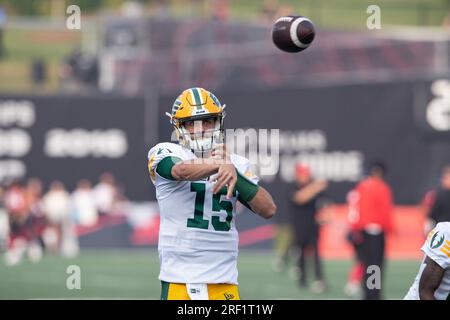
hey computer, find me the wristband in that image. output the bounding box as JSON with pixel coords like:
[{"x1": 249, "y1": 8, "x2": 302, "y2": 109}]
[{"x1": 235, "y1": 170, "x2": 259, "y2": 202}]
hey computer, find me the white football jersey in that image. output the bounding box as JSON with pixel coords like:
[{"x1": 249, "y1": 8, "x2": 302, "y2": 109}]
[
  {"x1": 147, "y1": 142, "x2": 258, "y2": 284},
  {"x1": 404, "y1": 222, "x2": 450, "y2": 300}
]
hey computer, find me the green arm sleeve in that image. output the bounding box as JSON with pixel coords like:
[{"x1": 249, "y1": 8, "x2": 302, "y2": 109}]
[
  {"x1": 156, "y1": 156, "x2": 183, "y2": 180},
  {"x1": 235, "y1": 170, "x2": 259, "y2": 203}
]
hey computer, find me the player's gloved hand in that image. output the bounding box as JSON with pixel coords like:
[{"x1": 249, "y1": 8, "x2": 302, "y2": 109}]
[
  {"x1": 213, "y1": 163, "x2": 237, "y2": 199},
  {"x1": 211, "y1": 144, "x2": 236, "y2": 199}
]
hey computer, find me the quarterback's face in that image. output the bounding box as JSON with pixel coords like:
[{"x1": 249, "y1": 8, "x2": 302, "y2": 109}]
[{"x1": 183, "y1": 118, "x2": 216, "y2": 139}]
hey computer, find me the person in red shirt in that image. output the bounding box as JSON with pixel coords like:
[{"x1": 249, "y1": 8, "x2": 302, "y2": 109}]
[
  {"x1": 344, "y1": 189, "x2": 365, "y2": 298},
  {"x1": 348, "y1": 161, "x2": 394, "y2": 300},
  {"x1": 4, "y1": 181, "x2": 30, "y2": 239}
]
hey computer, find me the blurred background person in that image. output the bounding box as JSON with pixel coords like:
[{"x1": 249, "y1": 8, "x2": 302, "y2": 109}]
[
  {"x1": 25, "y1": 178, "x2": 45, "y2": 262},
  {"x1": 210, "y1": 0, "x2": 230, "y2": 22},
  {"x1": 290, "y1": 163, "x2": 329, "y2": 293},
  {"x1": 424, "y1": 164, "x2": 450, "y2": 235},
  {"x1": 71, "y1": 179, "x2": 98, "y2": 227},
  {"x1": 0, "y1": 185, "x2": 8, "y2": 252},
  {"x1": 343, "y1": 188, "x2": 365, "y2": 299},
  {"x1": 42, "y1": 181, "x2": 70, "y2": 254},
  {"x1": 59, "y1": 48, "x2": 99, "y2": 93},
  {"x1": 421, "y1": 187, "x2": 436, "y2": 237},
  {"x1": 30, "y1": 58, "x2": 47, "y2": 92},
  {"x1": 3, "y1": 181, "x2": 30, "y2": 266},
  {"x1": 271, "y1": 206, "x2": 295, "y2": 274},
  {"x1": 93, "y1": 172, "x2": 119, "y2": 216},
  {"x1": 350, "y1": 161, "x2": 394, "y2": 300}
]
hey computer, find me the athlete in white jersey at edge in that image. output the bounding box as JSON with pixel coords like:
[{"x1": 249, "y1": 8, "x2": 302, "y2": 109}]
[{"x1": 404, "y1": 222, "x2": 450, "y2": 300}]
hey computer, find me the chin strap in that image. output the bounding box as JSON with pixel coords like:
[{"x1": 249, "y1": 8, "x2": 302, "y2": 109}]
[{"x1": 165, "y1": 112, "x2": 174, "y2": 123}]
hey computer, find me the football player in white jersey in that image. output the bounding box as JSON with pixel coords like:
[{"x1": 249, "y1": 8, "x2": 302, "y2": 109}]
[
  {"x1": 404, "y1": 221, "x2": 450, "y2": 300},
  {"x1": 147, "y1": 87, "x2": 277, "y2": 300}
]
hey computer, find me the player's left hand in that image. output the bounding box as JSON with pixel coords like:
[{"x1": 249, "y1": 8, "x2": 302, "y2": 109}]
[{"x1": 213, "y1": 163, "x2": 237, "y2": 199}]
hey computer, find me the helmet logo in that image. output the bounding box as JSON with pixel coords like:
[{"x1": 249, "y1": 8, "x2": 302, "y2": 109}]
[{"x1": 430, "y1": 231, "x2": 445, "y2": 249}]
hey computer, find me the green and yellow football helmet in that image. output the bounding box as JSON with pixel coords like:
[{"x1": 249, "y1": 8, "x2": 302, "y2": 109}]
[{"x1": 166, "y1": 87, "x2": 226, "y2": 155}]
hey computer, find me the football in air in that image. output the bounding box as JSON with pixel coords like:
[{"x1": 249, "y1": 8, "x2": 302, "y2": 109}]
[{"x1": 271, "y1": 15, "x2": 315, "y2": 53}]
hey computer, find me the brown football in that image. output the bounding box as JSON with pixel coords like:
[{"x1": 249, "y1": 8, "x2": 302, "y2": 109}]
[{"x1": 272, "y1": 15, "x2": 315, "y2": 53}]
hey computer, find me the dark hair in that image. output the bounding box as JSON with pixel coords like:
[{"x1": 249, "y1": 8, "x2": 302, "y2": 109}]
[{"x1": 368, "y1": 161, "x2": 387, "y2": 176}]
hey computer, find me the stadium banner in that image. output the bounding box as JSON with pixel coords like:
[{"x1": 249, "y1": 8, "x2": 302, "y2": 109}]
[
  {"x1": 2, "y1": 77, "x2": 449, "y2": 253},
  {"x1": 0, "y1": 94, "x2": 156, "y2": 201}
]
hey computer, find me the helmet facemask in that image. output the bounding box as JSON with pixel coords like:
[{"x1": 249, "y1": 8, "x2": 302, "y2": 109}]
[
  {"x1": 176, "y1": 114, "x2": 224, "y2": 158},
  {"x1": 166, "y1": 87, "x2": 226, "y2": 157}
]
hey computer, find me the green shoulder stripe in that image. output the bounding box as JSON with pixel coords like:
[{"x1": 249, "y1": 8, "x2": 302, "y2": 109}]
[{"x1": 156, "y1": 156, "x2": 182, "y2": 180}]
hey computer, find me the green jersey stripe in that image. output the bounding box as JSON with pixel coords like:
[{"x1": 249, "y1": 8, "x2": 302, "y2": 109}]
[{"x1": 160, "y1": 281, "x2": 170, "y2": 300}]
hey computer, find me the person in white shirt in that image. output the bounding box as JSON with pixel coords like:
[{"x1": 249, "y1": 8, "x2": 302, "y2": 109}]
[
  {"x1": 93, "y1": 172, "x2": 118, "y2": 216},
  {"x1": 72, "y1": 179, "x2": 98, "y2": 227},
  {"x1": 42, "y1": 181, "x2": 71, "y2": 252}
]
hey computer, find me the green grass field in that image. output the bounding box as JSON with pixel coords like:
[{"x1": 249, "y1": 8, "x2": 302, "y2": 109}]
[{"x1": 0, "y1": 249, "x2": 420, "y2": 300}]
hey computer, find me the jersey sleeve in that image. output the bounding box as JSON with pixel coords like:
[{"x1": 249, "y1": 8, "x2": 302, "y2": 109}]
[
  {"x1": 230, "y1": 154, "x2": 260, "y2": 210},
  {"x1": 147, "y1": 143, "x2": 184, "y2": 184},
  {"x1": 231, "y1": 154, "x2": 259, "y2": 185},
  {"x1": 421, "y1": 222, "x2": 450, "y2": 269}
]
